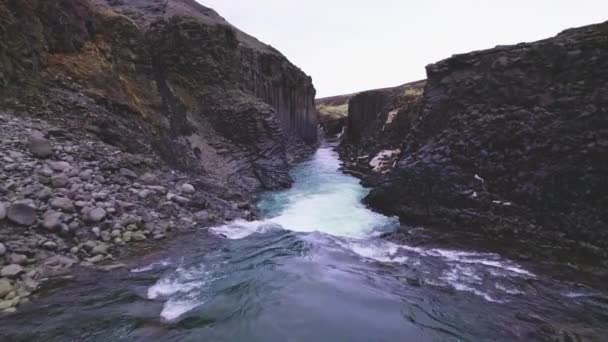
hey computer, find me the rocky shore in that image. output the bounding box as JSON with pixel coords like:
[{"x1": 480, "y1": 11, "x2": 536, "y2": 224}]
[
  {"x1": 0, "y1": 0, "x2": 317, "y2": 313},
  {"x1": 336, "y1": 21, "x2": 608, "y2": 279}
]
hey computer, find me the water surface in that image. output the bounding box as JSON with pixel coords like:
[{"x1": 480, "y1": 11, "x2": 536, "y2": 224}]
[{"x1": 1, "y1": 142, "x2": 607, "y2": 341}]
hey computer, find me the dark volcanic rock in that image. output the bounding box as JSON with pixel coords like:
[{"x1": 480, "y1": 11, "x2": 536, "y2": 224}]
[
  {"x1": 0, "y1": 0, "x2": 317, "y2": 193},
  {"x1": 359, "y1": 21, "x2": 608, "y2": 265}
]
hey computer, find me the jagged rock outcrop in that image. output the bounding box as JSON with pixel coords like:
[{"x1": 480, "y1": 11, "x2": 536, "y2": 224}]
[
  {"x1": 359, "y1": 21, "x2": 608, "y2": 265},
  {"x1": 0, "y1": 0, "x2": 317, "y2": 193}
]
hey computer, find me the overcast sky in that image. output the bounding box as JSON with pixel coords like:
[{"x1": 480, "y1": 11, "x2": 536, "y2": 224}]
[{"x1": 200, "y1": 0, "x2": 607, "y2": 98}]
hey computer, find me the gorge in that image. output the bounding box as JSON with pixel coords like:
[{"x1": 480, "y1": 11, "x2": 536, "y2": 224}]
[{"x1": 0, "y1": 0, "x2": 607, "y2": 341}]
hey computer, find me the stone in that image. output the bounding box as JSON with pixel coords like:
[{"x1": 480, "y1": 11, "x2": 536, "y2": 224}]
[
  {"x1": 181, "y1": 183, "x2": 195, "y2": 194},
  {"x1": 0, "y1": 202, "x2": 7, "y2": 220},
  {"x1": 120, "y1": 168, "x2": 138, "y2": 179},
  {"x1": 172, "y1": 195, "x2": 190, "y2": 205},
  {"x1": 0, "y1": 278, "x2": 14, "y2": 298},
  {"x1": 194, "y1": 210, "x2": 210, "y2": 222},
  {"x1": 36, "y1": 187, "x2": 53, "y2": 200},
  {"x1": 7, "y1": 204, "x2": 37, "y2": 226},
  {"x1": 91, "y1": 243, "x2": 110, "y2": 255},
  {"x1": 42, "y1": 210, "x2": 63, "y2": 230},
  {"x1": 1, "y1": 264, "x2": 24, "y2": 278},
  {"x1": 51, "y1": 174, "x2": 70, "y2": 188},
  {"x1": 0, "y1": 297, "x2": 19, "y2": 310},
  {"x1": 78, "y1": 169, "x2": 93, "y2": 181},
  {"x1": 139, "y1": 172, "x2": 158, "y2": 185},
  {"x1": 47, "y1": 161, "x2": 71, "y2": 172},
  {"x1": 91, "y1": 227, "x2": 101, "y2": 237},
  {"x1": 0, "y1": 243, "x2": 6, "y2": 256},
  {"x1": 88, "y1": 207, "x2": 107, "y2": 223},
  {"x1": 86, "y1": 255, "x2": 104, "y2": 264},
  {"x1": 7, "y1": 254, "x2": 27, "y2": 265},
  {"x1": 132, "y1": 231, "x2": 147, "y2": 241},
  {"x1": 110, "y1": 229, "x2": 121, "y2": 238},
  {"x1": 138, "y1": 189, "x2": 152, "y2": 199},
  {"x1": 42, "y1": 241, "x2": 58, "y2": 250},
  {"x1": 50, "y1": 197, "x2": 75, "y2": 212},
  {"x1": 29, "y1": 132, "x2": 53, "y2": 159}
]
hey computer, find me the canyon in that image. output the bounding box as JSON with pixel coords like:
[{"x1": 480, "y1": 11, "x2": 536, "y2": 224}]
[{"x1": 0, "y1": 0, "x2": 607, "y2": 340}]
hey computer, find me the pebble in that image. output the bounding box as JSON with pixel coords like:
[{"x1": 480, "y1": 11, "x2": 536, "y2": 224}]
[
  {"x1": 0, "y1": 243, "x2": 6, "y2": 256},
  {"x1": 181, "y1": 183, "x2": 195, "y2": 194},
  {"x1": 7, "y1": 203, "x2": 37, "y2": 226},
  {"x1": 1, "y1": 264, "x2": 24, "y2": 278}
]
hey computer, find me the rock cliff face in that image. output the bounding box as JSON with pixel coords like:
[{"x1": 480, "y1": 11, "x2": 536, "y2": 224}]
[
  {"x1": 344, "y1": 22, "x2": 608, "y2": 266},
  {"x1": 337, "y1": 81, "x2": 425, "y2": 177},
  {"x1": 0, "y1": 0, "x2": 318, "y2": 311},
  {"x1": 0, "y1": 0, "x2": 317, "y2": 193}
]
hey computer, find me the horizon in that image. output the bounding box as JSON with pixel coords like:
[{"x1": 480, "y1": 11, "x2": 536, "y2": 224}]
[{"x1": 200, "y1": 0, "x2": 608, "y2": 98}]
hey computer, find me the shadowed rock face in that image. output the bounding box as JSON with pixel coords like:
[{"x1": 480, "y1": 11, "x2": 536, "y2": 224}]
[
  {"x1": 0, "y1": 0, "x2": 317, "y2": 193},
  {"x1": 343, "y1": 21, "x2": 608, "y2": 265}
]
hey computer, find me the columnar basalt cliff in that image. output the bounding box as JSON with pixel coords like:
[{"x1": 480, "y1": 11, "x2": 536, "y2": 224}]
[
  {"x1": 343, "y1": 22, "x2": 608, "y2": 266},
  {"x1": 0, "y1": 0, "x2": 317, "y2": 311},
  {"x1": 0, "y1": 0, "x2": 317, "y2": 192}
]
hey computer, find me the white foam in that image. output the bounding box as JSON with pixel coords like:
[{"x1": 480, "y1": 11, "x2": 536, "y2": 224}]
[
  {"x1": 131, "y1": 260, "x2": 171, "y2": 273},
  {"x1": 161, "y1": 299, "x2": 199, "y2": 321},
  {"x1": 442, "y1": 267, "x2": 503, "y2": 303},
  {"x1": 210, "y1": 219, "x2": 282, "y2": 240},
  {"x1": 333, "y1": 239, "x2": 410, "y2": 263},
  {"x1": 495, "y1": 283, "x2": 524, "y2": 295},
  {"x1": 147, "y1": 277, "x2": 204, "y2": 299}
]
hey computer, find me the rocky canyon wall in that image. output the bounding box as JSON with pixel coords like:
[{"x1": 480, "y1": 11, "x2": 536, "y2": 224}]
[
  {"x1": 343, "y1": 21, "x2": 608, "y2": 265},
  {"x1": 0, "y1": 0, "x2": 317, "y2": 194}
]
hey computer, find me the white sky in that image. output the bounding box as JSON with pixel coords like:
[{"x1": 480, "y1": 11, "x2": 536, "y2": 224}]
[{"x1": 199, "y1": 0, "x2": 607, "y2": 98}]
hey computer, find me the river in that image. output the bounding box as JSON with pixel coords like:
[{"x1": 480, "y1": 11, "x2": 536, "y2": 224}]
[{"x1": 1, "y1": 142, "x2": 607, "y2": 341}]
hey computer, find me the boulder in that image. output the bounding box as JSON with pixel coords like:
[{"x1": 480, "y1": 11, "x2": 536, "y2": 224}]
[
  {"x1": 29, "y1": 132, "x2": 52, "y2": 159},
  {"x1": 7, "y1": 204, "x2": 37, "y2": 226},
  {"x1": 87, "y1": 207, "x2": 107, "y2": 223},
  {"x1": 50, "y1": 197, "x2": 75, "y2": 212},
  {"x1": 0, "y1": 264, "x2": 24, "y2": 278},
  {"x1": 42, "y1": 210, "x2": 63, "y2": 230},
  {"x1": 0, "y1": 243, "x2": 6, "y2": 256}
]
